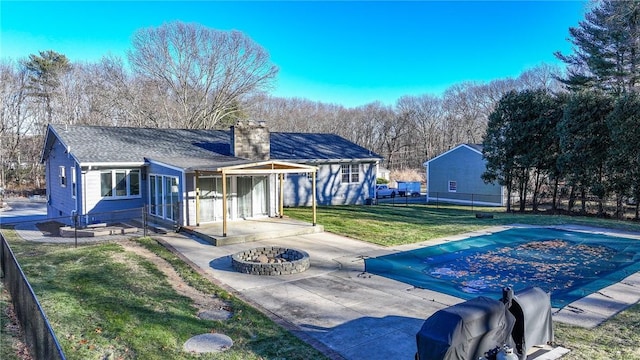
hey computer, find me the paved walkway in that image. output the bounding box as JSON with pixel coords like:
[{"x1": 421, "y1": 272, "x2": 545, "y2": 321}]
[{"x1": 159, "y1": 230, "x2": 463, "y2": 360}]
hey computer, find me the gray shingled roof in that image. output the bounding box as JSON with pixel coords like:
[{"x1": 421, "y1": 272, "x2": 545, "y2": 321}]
[
  {"x1": 44, "y1": 125, "x2": 381, "y2": 169},
  {"x1": 271, "y1": 132, "x2": 380, "y2": 161}
]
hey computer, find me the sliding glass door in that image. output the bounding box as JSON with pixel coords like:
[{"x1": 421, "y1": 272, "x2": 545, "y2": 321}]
[{"x1": 149, "y1": 175, "x2": 179, "y2": 221}]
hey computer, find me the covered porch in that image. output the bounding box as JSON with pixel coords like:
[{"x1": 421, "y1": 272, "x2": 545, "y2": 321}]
[{"x1": 187, "y1": 160, "x2": 320, "y2": 243}]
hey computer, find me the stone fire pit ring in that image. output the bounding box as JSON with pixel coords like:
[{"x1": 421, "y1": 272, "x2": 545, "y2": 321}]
[{"x1": 231, "y1": 247, "x2": 310, "y2": 275}]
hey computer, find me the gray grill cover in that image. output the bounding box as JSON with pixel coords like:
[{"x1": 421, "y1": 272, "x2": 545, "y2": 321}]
[
  {"x1": 416, "y1": 296, "x2": 515, "y2": 360},
  {"x1": 509, "y1": 287, "x2": 554, "y2": 358}
]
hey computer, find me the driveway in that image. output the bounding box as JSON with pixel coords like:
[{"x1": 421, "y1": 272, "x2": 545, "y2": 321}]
[{"x1": 0, "y1": 197, "x2": 47, "y2": 225}]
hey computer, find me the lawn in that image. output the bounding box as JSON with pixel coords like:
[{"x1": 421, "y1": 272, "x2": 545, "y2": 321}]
[
  {"x1": 285, "y1": 203, "x2": 640, "y2": 360},
  {"x1": 3, "y1": 203, "x2": 640, "y2": 360},
  {"x1": 284, "y1": 203, "x2": 640, "y2": 246},
  {"x1": 0, "y1": 228, "x2": 326, "y2": 360}
]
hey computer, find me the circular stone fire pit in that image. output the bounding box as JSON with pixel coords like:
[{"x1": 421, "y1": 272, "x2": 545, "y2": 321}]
[{"x1": 231, "y1": 247, "x2": 310, "y2": 275}]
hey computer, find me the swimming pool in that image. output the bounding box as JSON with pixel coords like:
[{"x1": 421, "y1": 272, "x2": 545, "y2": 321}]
[{"x1": 364, "y1": 227, "x2": 640, "y2": 308}]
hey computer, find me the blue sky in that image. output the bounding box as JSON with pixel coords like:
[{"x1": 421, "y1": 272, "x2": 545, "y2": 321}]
[{"x1": 1, "y1": 1, "x2": 587, "y2": 108}]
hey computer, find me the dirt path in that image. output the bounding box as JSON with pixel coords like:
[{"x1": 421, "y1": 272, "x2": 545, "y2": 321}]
[{"x1": 118, "y1": 240, "x2": 231, "y2": 316}]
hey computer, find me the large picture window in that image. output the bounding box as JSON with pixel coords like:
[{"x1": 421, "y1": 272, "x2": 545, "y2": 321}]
[
  {"x1": 341, "y1": 164, "x2": 360, "y2": 184},
  {"x1": 100, "y1": 169, "x2": 141, "y2": 198}
]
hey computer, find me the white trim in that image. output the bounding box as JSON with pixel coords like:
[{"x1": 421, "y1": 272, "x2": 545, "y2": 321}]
[
  {"x1": 146, "y1": 158, "x2": 185, "y2": 173},
  {"x1": 448, "y1": 180, "x2": 457, "y2": 193},
  {"x1": 42, "y1": 124, "x2": 82, "y2": 165},
  {"x1": 423, "y1": 144, "x2": 483, "y2": 167},
  {"x1": 181, "y1": 171, "x2": 187, "y2": 227},
  {"x1": 148, "y1": 173, "x2": 180, "y2": 221},
  {"x1": 71, "y1": 167, "x2": 77, "y2": 198},
  {"x1": 81, "y1": 161, "x2": 145, "y2": 168},
  {"x1": 99, "y1": 169, "x2": 142, "y2": 200},
  {"x1": 59, "y1": 166, "x2": 66, "y2": 187},
  {"x1": 340, "y1": 163, "x2": 361, "y2": 184}
]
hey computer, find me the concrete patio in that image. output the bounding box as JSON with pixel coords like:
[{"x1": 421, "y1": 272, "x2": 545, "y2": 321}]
[
  {"x1": 157, "y1": 224, "x2": 602, "y2": 360},
  {"x1": 180, "y1": 216, "x2": 324, "y2": 246}
]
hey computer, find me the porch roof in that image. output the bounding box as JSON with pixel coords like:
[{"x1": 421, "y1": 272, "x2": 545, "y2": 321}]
[{"x1": 190, "y1": 160, "x2": 317, "y2": 175}]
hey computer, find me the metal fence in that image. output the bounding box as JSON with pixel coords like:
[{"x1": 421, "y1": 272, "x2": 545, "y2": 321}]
[
  {"x1": 426, "y1": 192, "x2": 505, "y2": 208},
  {"x1": 0, "y1": 233, "x2": 66, "y2": 360},
  {"x1": 421, "y1": 191, "x2": 639, "y2": 219}
]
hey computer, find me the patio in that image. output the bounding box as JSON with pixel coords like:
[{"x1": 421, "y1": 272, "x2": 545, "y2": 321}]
[{"x1": 181, "y1": 216, "x2": 324, "y2": 246}]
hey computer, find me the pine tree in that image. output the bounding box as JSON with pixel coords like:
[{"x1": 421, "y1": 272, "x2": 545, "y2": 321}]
[
  {"x1": 555, "y1": 0, "x2": 640, "y2": 95},
  {"x1": 23, "y1": 50, "x2": 71, "y2": 124}
]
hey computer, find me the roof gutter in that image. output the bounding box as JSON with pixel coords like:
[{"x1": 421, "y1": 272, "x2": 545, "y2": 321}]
[
  {"x1": 279, "y1": 157, "x2": 383, "y2": 164},
  {"x1": 79, "y1": 162, "x2": 146, "y2": 169}
]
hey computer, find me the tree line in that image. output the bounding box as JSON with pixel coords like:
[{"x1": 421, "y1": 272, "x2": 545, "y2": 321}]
[
  {"x1": 483, "y1": 1, "x2": 640, "y2": 219},
  {"x1": 0, "y1": 20, "x2": 562, "y2": 191}
]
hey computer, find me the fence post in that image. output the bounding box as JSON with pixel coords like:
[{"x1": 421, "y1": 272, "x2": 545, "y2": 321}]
[
  {"x1": 73, "y1": 213, "x2": 78, "y2": 248},
  {"x1": 471, "y1": 193, "x2": 474, "y2": 212},
  {"x1": 142, "y1": 205, "x2": 147, "y2": 237}
]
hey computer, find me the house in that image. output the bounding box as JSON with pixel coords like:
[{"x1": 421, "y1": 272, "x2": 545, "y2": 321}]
[
  {"x1": 423, "y1": 144, "x2": 505, "y2": 206},
  {"x1": 41, "y1": 122, "x2": 382, "y2": 232}
]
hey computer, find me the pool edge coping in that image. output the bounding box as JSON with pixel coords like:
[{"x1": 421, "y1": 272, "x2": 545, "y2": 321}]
[{"x1": 378, "y1": 223, "x2": 640, "y2": 329}]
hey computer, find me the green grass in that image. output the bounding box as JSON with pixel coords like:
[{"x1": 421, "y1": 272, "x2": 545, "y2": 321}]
[
  {"x1": 285, "y1": 204, "x2": 640, "y2": 246},
  {"x1": 1, "y1": 229, "x2": 326, "y2": 360},
  {"x1": 3, "y1": 204, "x2": 640, "y2": 360},
  {"x1": 285, "y1": 203, "x2": 640, "y2": 359}
]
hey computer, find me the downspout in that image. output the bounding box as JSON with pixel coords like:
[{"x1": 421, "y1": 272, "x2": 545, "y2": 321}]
[
  {"x1": 73, "y1": 163, "x2": 78, "y2": 222},
  {"x1": 279, "y1": 173, "x2": 284, "y2": 218},
  {"x1": 222, "y1": 170, "x2": 227, "y2": 237},
  {"x1": 181, "y1": 170, "x2": 187, "y2": 228},
  {"x1": 312, "y1": 170, "x2": 316, "y2": 226},
  {"x1": 83, "y1": 166, "x2": 89, "y2": 225},
  {"x1": 195, "y1": 171, "x2": 200, "y2": 226}
]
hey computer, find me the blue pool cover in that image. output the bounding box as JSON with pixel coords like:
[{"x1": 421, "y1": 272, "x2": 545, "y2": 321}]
[{"x1": 364, "y1": 227, "x2": 640, "y2": 308}]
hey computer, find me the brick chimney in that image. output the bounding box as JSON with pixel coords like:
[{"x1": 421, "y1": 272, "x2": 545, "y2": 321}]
[{"x1": 230, "y1": 120, "x2": 270, "y2": 161}]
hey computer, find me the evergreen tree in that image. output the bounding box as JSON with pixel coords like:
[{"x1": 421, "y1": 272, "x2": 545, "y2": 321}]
[
  {"x1": 557, "y1": 91, "x2": 614, "y2": 215},
  {"x1": 555, "y1": 0, "x2": 640, "y2": 95},
  {"x1": 482, "y1": 89, "x2": 560, "y2": 212},
  {"x1": 23, "y1": 50, "x2": 71, "y2": 124},
  {"x1": 606, "y1": 93, "x2": 640, "y2": 219}
]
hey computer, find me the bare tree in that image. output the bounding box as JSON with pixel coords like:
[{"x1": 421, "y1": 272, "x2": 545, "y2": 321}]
[
  {"x1": 396, "y1": 94, "x2": 445, "y2": 164},
  {"x1": 128, "y1": 21, "x2": 278, "y2": 129}
]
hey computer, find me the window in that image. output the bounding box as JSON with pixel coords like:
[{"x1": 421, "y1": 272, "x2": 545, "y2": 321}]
[
  {"x1": 448, "y1": 181, "x2": 457, "y2": 192},
  {"x1": 341, "y1": 164, "x2": 360, "y2": 184},
  {"x1": 100, "y1": 169, "x2": 141, "y2": 198},
  {"x1": 149, "y1": 174, "x2": 179, "y2": 220},
  {"x1": 71, "y1": 167, "x2": 77, "y2": 198},
  {"x1": 298, "y1": 172, "x2": 314, "y2": 181},
  {"x1": 59, "y1": 166, "x2": 66, "y2": 187}
]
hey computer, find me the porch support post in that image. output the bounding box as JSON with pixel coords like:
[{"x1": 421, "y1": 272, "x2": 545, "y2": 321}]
[
  {"x1": 222, "y1": 171, "x2": 227, "y2": 237},
  {"x1": 312, "y1": 170, "x2": 317, "y2": 226},
  {"x1": 279, "y1": 173, "x2": 284, "y2": 218},
  {"x1": 195, "y1": 170, "x2": 200, "y2": 226}
]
